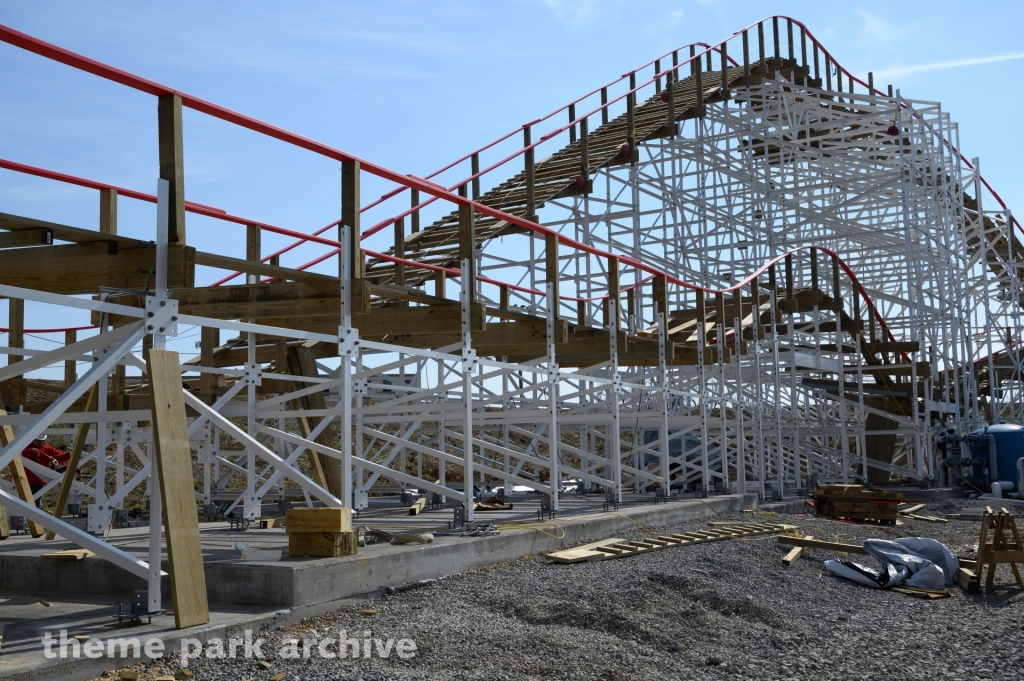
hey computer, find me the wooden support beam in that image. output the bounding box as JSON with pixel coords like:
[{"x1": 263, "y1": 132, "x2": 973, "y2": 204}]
[
  {"x1": 287, "y1": 345, "x2": 341, "y2": 497},
  {"x1": 458, "y1": 184, "x2": 476, "y2": 302},
  {"x1": 0, "y1": 406, "x2": 44, "y2": 536},
  {"x1": 732, "y1": 286, "x2": 746, "y2": 354},
  {"x1": 499, "y1": 284, "x2": 510, "y2": 311},
  {"x1": 45, "y1": 384, "x2": 98, "y2": 540},
  {"x1": 653, "y1": 274, "x2": 668, "y2": 322},
  {"x1": 200, "y1": 327, "x2": 219, "y2": 404},
  {"x1": 342, "y1": 159, "x2": 364, "y2": 280},
  {"x1": 194, "y1": 250, "x2": 330, "y2": 284},
  {"x1": 394, "y1": 217, "x2": 406, "y2": 288},
  {"x1": 577, "y1": 299, "x2": 586, "y2": 328},
  {"x1": 0, "y1": 244, "x2": 194, "y2": 295},
  {"x1": 158, "y1": 94, "x2": 186, "y2": 244},
  {"x1": 145, "y1": 348, "x2": 208, "y2": 629},
  {"x1": 410, "y1": 188, "x2": 420, "y2": 234},
  {"x1": 99, "y1": 188, "x2": 117, "y2": 236},
  {"x1": 246, "y1": 224, "x2": 261, "y2": 285},
  {"x1": 64, "y1": 330, "x2": 78, "y2": 387},
  {"x1": 0, "y1": 228, "x2": 52, "y2": 248},
  {"x1": 8, "y1": 297, "x2": 23, "y2": 382},
  {"x1": 545, "y1": 231, "x2": 559, "y2": 315},
  {"x1": 607, "y1": 257, "x2": 620, "y2": 330},
  {"x1": 524, "y1": 125, "x2": 536, "y2": 221}
]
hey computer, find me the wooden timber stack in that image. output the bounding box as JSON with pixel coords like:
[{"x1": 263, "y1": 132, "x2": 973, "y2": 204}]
[{"x1": 811, "y1": 484, "x2": 901, "y2": 524}]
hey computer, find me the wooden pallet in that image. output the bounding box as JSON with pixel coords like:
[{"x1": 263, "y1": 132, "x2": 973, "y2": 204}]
[{"x1": 546, "y1": 523, "x2": 796, "y2": 564}]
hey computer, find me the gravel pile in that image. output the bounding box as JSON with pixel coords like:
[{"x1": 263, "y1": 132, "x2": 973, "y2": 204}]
[{"x1": 102, "y1": 498, "x2": 1024, "y2": 681}]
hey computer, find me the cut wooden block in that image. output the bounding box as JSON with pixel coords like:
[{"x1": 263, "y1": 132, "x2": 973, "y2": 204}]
[
  {"x1": 285, "y1": 507, "x2": 352, "y2": 533},
  {"x1": 288, "y1": 530, "x2": 358, "y2": 558},
  {"x1": 782, "y1": 535, "x2": 813, "y2": 566},
  {"x1": 0, "y1": 504, "x2": 8, "y2": 540},
  {"x1": 954, "y1": 567, "x2": 980, "y2": 593},
  {"x1": 147, "y1": 348, "x2": 210, "y2": 630},
  {"x1": 41, "y1": 548, "x2": 96, "y2": 561}
]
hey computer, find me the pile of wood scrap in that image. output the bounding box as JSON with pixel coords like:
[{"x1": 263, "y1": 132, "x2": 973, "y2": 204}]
[
  {"x1": 547, "y1": 522, "x2": 795, "y2": 563},
  {"x1": 811, "y1": 484, "x2": 901, "y2": 524},
  {"x1": 897, "y1": 503, "x2": 948, "y2": 524},
  {"x1": 474, "y1": 498, "x2": 513, "y2": 511}
]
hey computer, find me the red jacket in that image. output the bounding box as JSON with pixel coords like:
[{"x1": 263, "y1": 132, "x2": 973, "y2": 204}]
[{"x1": 21, "y1": 444, "x2": 69, "y2": 486}]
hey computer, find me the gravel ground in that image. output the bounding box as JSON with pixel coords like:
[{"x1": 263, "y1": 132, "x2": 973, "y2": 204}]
[{"x1": 98, "y1": 498, "x2": 1024, "y2": 681}]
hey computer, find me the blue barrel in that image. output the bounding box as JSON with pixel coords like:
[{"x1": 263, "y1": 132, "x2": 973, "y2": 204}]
[{"x1": 969, "y1": 424, "x2": 1024, "y2": 490}]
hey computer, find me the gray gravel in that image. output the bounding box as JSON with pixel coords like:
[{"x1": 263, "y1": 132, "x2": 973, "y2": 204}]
[{"x1": 109, "y1": 498, "x2": 1024, "y2": 681}]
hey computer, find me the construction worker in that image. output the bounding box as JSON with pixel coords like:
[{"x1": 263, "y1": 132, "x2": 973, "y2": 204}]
[{"x1": 21, "y1": 435, "x2": 71, "y2": 508}]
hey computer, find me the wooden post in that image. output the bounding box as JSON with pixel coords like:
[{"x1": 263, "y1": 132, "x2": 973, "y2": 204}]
[
  {"x1": 600, "y1": 87, "x2": 608, "y2": 125},
  {"x1": 524, "y1": 126, "x2": 536, "y2": 221},
  {"x1": 715, "y1": 292, "x2": 726, "y2": 363},
  {"x1": 545, "y1": 232, "x2": 559, "y2": 317},
  {"x1": 471, "y1": 153, "x2": 480, "y2": 200},
  {"x1": 568, "y1": 103, "x2": 576, "y2": 143},
  {"x1": 577, "y1": 300, "x2": 586, "y2": 328},
  {"x1": 342, "y1": 159, "x2": 363, "y2": 280},
  {"x1": 653, "y1": 274, "x2": 669, "y2": 321},
  {"x1": 665, "y1": 71, "x2": 675, "y2": 133},
  {"x1": 757, "y1": 21, "x2": 766, "y2": 65},
  {"x1": 832, "y1": 257, "x2": 843, "y2": 312},
  {"x1": 411, "y1": 188, "x2": 420, "y2": 233},
  {"x1": 787, "y1": 18, "x2": 794, "y2": 62},
  {"x1": 785, "y1": 254, "x2": 794, "y2": 304},
  {"x1": 720, "y1": 40, "x2": 728, "y2": 94},
  {"x1": 64, "y1": 330, "x2": 77, "y2": 387},
  {"x1": 0, "y1": 408, "x2": 44, "y2": 536},
  {"x1": 458, "y1": 184, "x2": 476, "y2": 302},
  {"x1": 772, "y1": 17, "x2": 780, "y2": 61},
  {"x1": 733, "y1": 286, "x2": 745, "y2": 354},
  {"x1": 99, "y1": 188, "x2": 117, "y2": 236},
  {"x1": 146, "y1": 348, "x2": 209, "y2": 629},
  {"x1": 694, "y1": 49, "x2": 703, "y2": 108},
  {"x1": 8, "y1": 298, "x2": 23, "y2": 404},
  {"x1": 742, "y1": 29, "x2": 750, "y2": 84},
  {"x1": 654, "y1": 59, "x2": 661, "y2": 94},
  {"x1": 696, "y1": 291, "x2": 707, "y2": 357},
  {"x1": 434, "y1": 268, "x2": 446, "y2": 298},
  {"x1": 626, "y1": 73, "x2": 636, "y2": 153},
  {"x1": 158, "y1": 94, "x2": 185, "y2": 244},
  {"x1": 607, "y1": 257, "x2": 620, "y2": 330},
  {"x1": 394, "y1": 217, "x2": 406, "y2": 287},
  {"x1": 751, "y1": 276, "x2": 762, "y2": 340},
  {"x1": 246, "y1": 224, "x2": 261, "y2": 285},
  {"x1": 45, "y1": 385, "x2": 99, "y2": 540},
  {"x1": 200, "y1": 327, "x2": 219, "y2": 404},
  {"x1": 579, "y1": 116, "x2": 590, "y2": 183},
  {"x1": 499, "y1": 284, "x2": 510, "y2": 311}
]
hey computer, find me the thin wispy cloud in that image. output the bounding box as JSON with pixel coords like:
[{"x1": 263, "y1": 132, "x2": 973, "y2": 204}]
[
  {"x1": 875, "y1": 52, "x2": 1024, "y2": 79},
  {"x1": 538, "y1": 0, "x2": 599, "y2": 28}
]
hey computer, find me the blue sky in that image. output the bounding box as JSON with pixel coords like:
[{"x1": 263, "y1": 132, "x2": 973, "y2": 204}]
[{"x1": 1, "y1": 0, "x2": 1023, "y2": 342}]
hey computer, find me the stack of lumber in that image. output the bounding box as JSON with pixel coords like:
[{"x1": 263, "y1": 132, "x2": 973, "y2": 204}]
[
  {"x1": 546, "y1": 522, "x2": 795, "y2": 563},
  {"x1": 285, "y1": 507, "x2": 357, "y2": 558},
  {"x1": 812, "y1": 484, "x2": 901, "y2": 524}
]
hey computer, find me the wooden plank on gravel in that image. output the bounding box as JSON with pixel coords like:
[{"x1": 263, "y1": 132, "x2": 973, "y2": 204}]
[
  {"x1": 777, "y1": 536, "x2": 867, "y2": 555},
  {"x1": 547, "y1": 538, "x2": 626, "y2": 563}
]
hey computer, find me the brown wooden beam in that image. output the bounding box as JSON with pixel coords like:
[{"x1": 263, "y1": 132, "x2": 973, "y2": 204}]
[
  {"x1": 0, "y1": 244, "x2": 194, "y2": 295},
  {"x1": 0, "y1": 228, "x2": 52, "y2": 248},
  {"x1": 158, "y1": 94, "x2": 186, "y2": 244}
]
